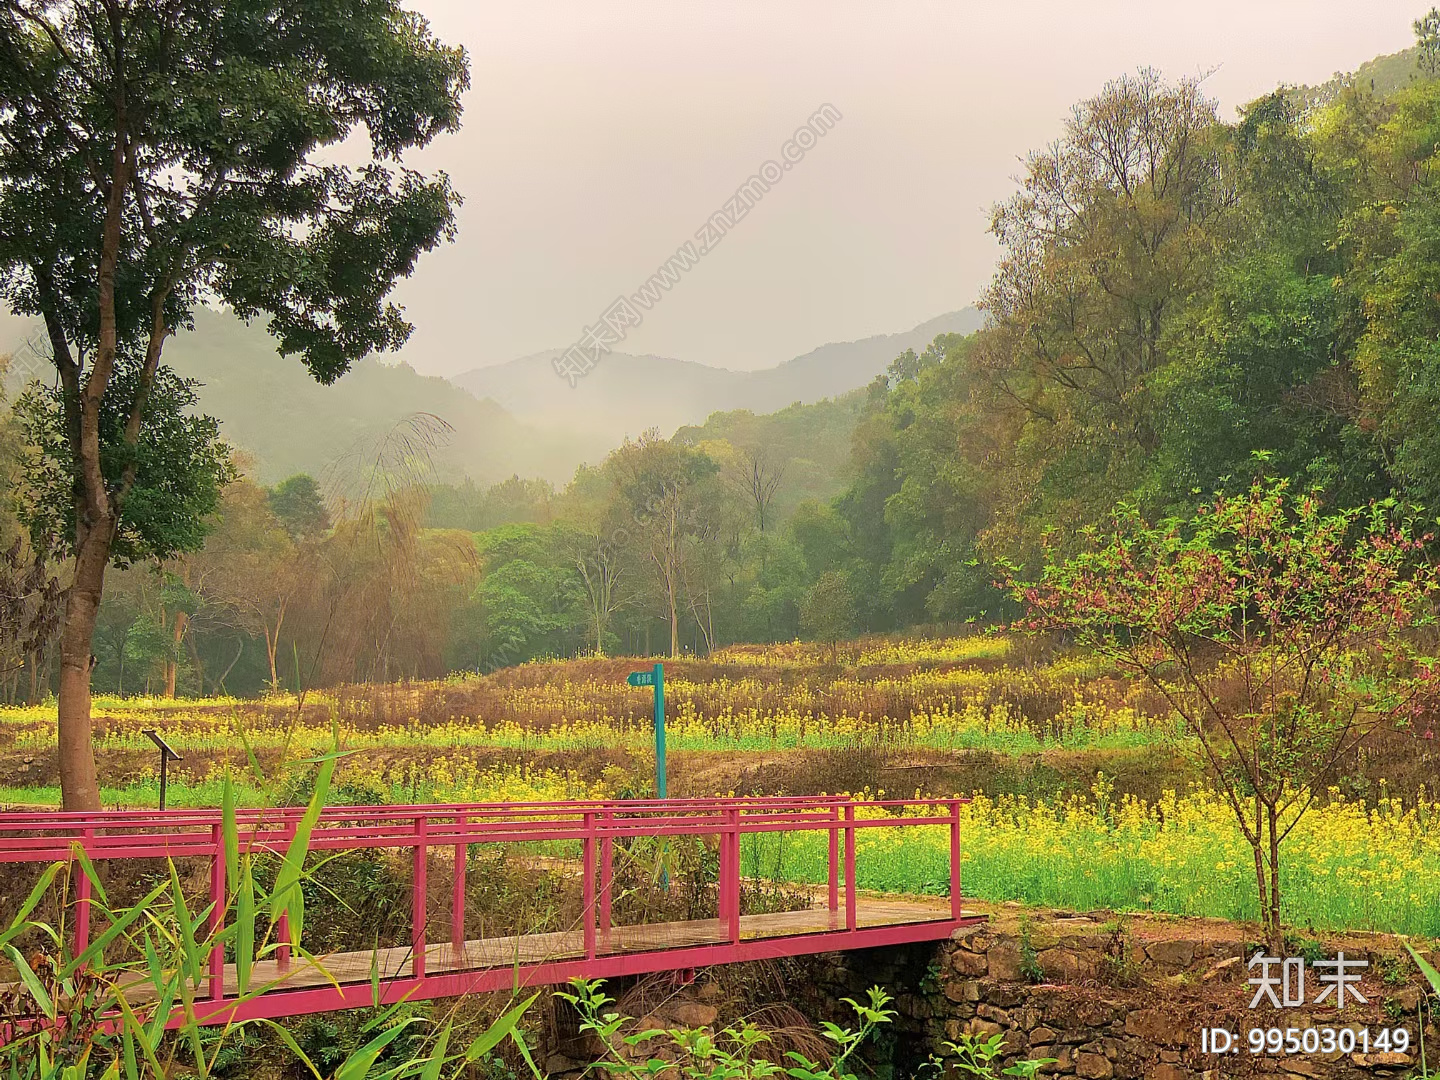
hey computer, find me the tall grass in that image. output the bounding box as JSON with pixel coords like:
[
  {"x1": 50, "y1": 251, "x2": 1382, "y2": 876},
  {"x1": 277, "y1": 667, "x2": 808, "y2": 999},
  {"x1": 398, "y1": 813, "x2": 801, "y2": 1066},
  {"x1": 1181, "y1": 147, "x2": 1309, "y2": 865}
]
[{"x1": 0, "y1": 755, "x2": 542, "y2": 1080}]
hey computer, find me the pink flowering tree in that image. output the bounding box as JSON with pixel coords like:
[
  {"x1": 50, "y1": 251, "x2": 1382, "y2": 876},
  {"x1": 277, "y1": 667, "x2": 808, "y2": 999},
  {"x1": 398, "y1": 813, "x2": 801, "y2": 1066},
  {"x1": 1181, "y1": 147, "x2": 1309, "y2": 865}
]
[{"x1": 1012, "y1": 480, "x2": 1439, "y2": 948}]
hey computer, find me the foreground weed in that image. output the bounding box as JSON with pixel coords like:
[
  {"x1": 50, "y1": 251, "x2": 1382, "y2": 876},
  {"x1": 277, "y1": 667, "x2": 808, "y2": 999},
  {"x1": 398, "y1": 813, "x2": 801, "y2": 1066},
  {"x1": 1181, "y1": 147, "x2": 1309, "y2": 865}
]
[
  {"x1": 0, "y1": 752, "x2": 543, "y2": 1080},
  {"x1": 558, "y1": 978, "x2": 895, "y2": 1080}
]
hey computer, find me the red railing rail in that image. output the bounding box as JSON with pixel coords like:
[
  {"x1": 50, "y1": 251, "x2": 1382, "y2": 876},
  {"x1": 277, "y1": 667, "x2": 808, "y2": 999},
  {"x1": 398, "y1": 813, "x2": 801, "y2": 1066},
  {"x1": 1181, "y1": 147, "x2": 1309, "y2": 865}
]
[{"x1": 0, "y1": 795, "x2": 976, "y2": 1024}]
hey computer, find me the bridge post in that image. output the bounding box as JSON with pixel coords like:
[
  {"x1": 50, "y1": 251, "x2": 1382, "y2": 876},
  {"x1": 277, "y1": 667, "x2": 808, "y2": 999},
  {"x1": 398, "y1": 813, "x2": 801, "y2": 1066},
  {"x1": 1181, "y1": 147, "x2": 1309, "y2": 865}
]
[
  {"x1": 599, "y1": 810, "x2": 613, "y2": 936},
  {"x1": 413, "y1": 815, "x2": 428, "y2": 979},
  {"x1": 583, "y1": 812, "x2": 597, "y2": 959},
  {"x1": 716, "y1": 818, "x2": 730, "y2": 927},
  {"x1": 209, "y1": 822, "x2": 226, "y2": 1000},
  {"x1": 827, "y1": 805, "x2": 839, "y2": 915},
  {"x1": 725, "y1": 807, "x2": 740, "y2": 944},
  {"x1": 73, "y1": 827, "x2": 93, "y2": 961},
  {"x1": 844, "y1": 803, "x2": 856, "y2": 932},
  {"x1": 276, "y1": 815, "x2": 295, "y2": 969},
  {"x1": 949, "y1": 799, "x2": 962, "y2": 921},
  {"x1": 452, "y1": 812, "x2": 467, "y2": 957}
]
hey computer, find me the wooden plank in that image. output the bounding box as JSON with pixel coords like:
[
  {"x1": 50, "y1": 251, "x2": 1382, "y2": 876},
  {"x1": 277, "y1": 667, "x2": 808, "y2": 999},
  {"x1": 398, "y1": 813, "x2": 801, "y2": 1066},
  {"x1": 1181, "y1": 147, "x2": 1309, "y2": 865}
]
[{"x1": 112, "y1": 898, "x2": 966, "y2": 1002}]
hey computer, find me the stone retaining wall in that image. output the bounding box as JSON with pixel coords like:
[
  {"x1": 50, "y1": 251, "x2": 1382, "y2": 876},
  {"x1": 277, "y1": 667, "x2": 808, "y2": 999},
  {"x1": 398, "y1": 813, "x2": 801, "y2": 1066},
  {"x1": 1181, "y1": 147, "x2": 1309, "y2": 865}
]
[{"x1": 791, "y1": 908, "x2": 1438, "y2": 1080}]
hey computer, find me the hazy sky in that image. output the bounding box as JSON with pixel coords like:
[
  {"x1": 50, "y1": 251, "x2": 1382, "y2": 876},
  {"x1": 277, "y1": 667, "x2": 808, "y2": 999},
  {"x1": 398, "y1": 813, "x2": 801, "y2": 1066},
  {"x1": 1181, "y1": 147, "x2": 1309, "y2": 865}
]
[
  {"x1": 386, "y1": 1, "x2": 1422, "y2": 376},
  {"x1": 1, "y1": 2, "x2": 1425, "y2": 377}
]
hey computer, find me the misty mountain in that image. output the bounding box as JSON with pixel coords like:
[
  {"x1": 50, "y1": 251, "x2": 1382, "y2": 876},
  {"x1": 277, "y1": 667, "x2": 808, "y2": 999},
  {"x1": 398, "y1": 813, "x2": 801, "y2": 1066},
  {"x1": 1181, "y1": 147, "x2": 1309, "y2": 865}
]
[
  {"x1": 1, "y1": 309, "x2": 609, "y2": 487},
  {"x1": 2, "y1": 305, "x2": 980, "y2": 487},
  {"x1": 451, "y1": 308, "x2": 984, "y2": 444}
]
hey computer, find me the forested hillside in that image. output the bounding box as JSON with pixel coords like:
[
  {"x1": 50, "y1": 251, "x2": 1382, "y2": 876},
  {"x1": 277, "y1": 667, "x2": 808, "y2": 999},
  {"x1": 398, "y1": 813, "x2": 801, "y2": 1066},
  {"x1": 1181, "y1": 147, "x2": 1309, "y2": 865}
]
[
  {"x1": 1, "y1": 308, "x2": 608, "y2": 485},
  {"x1": 1294, "y1": 43, "x2": 1425, "y2": 110},
  {"x1": 0, "y1": 307, "x2": 977, "y2": 488},
  {"x1": 828, "y1": 64, "x2": 1440, "y2": 627}
]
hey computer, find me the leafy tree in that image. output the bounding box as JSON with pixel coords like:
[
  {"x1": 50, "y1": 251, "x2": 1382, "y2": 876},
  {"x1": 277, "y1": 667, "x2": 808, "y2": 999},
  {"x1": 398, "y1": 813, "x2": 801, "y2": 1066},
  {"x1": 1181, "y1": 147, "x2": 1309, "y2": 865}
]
[
  {"x1": 202, "y1": 478, "x2": 303, "y2": 690},
  {"x1": 607, "y1": 432, "x2": 719, "y2": 657},
  {"x1": 801, "y1": 570, "x2": 856, "y2": 665},
  {"x1": 1342, "y1": 83, "x2": 1440, "y2": 506},
  {"x1": 1015, "y1": 480, "x2": 1440, "y2": 950},
  {"x1": 466, "y1": 524, "x2": 584, "y2": 670},
  {"x1": 0, "y1": 356, "x2": 61, "y2": 704},
  {"x1": 268, "y1": 474, "x2": 330, "y2": 541},
  {"x1": 674, "y1": 395, "x2": 865, "y2": 522},
  {"x1": 425, "y1": 476, "x2": 555, "y2": 531},
  {"x1": 1418, "y1": 7, "x2": 1440, "y2": 78},
  {"x1": 976, "y1": 70, "x2": 1233, "y2": 553},
  {"x1": 0, "y1": 534, "x2": 60, "y2": 704},
  {"x1": 829, "y1": 377, "x2": 907, "y2": 631},
  {"x1": 0, "y1": 0, "x2": 467, "y2": 807},
  {"x1": 874, "y1": 335, "x2": 1005, "y2": 622},
  {"x1": 1145, "y1": 252, "x2": 1384, "y2": 510},
  {"x1": 17, "y1": 368, "x2": 234, "y2": 568},
  {"x1": 120, "y1": 607, "x2": 170, "y2": 694}
]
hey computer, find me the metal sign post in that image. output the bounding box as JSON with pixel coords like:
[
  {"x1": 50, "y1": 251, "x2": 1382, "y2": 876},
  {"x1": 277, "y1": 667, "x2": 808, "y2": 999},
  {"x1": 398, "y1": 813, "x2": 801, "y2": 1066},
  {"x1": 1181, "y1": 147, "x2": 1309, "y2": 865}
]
[
  {"x1": 142, "y1": 729, "x2": 183, "y2": 811},
  {"x1": 625, "y1": 662, "x2": 666, "y2": 799}
]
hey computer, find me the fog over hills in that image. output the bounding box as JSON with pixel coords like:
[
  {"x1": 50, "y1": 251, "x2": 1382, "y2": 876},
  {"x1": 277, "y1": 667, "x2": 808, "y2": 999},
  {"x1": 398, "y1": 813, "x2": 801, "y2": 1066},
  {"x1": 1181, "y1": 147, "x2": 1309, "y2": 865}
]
[
  {"x1": 452, "y1": 307, "x2": 984, "y2": 443},
  {"x1": 2, "y1": 306, "x2": 981, "y2": 485}
]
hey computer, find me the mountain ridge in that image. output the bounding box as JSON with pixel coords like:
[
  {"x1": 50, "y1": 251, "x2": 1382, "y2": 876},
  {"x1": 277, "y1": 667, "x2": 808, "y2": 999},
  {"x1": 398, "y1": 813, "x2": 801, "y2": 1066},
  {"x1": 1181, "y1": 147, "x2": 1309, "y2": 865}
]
[
  {"x1": 451, "y1": 307, "x2": 984, "y2": 442},
  {"x1": 2, "y1": 305, "x2": 982, "y2": 485}
]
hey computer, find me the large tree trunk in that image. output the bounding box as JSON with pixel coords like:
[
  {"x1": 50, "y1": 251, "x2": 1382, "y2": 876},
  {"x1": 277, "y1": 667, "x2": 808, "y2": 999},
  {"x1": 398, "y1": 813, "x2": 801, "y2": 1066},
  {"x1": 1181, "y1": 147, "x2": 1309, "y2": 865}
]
[
  {"x1": 164, "y1": 610, "x2": 188, "y2": 697},
  {"x1": 54, "y1": 46, "x2": 137, "y2": 812},
  {"x1": 57, "y1": 530, "x2": 108, "y2": 811},
  {"x1": 1267, "y1": 804, "x2": 1283, "y2": 955},
  {"x1": 668, "y1": 576, "x2": 679, "y2": 658}
]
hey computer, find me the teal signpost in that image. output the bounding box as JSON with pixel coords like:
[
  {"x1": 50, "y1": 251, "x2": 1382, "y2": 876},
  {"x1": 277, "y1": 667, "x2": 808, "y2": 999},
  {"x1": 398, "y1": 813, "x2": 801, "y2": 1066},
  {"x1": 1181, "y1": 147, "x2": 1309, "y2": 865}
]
[{"x1": 626, "y1": 662, "x2": 666, "y2": 799}]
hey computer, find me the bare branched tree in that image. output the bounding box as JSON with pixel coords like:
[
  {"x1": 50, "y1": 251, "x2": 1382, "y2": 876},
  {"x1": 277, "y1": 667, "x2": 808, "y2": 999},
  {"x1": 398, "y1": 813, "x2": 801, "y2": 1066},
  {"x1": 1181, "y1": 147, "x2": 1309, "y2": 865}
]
[{"x1": 730, "y1": 445, "x2": 787, "y2": 534}]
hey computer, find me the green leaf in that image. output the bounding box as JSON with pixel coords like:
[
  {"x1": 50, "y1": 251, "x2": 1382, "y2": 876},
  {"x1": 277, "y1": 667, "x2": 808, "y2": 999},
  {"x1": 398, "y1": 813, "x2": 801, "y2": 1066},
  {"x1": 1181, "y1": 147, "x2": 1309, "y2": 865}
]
[
  {"x1": 370, "y1": 946, "x2": 381, "y2": 1009},
  {"x1": 4, "y1": 945, "x2": 54, "y2": 1019},
  {"x1": 509, "y1": 1028, "x2": 543, "y2": 1080},
  {"x1": 121, "y1": 1026, "x2": 140, "y2": 1080},
  {"x1": 223, "y1": 773, "x2": 241, "y2": 895},
  {"x1": 68, "y1": 842, "x2": 108, "y2": 907},
  {"x1": 464, "y1": 993, "x2": 540, "y2": 1061},
  {"x1": 418, "y1": 1021, "x2": 452, "y2": 1080},
  {"x1": 0, "y1": 862, "x2": 62, "y2": 947},
  {"x1": 269, "y1": 750, "x2": 337, "y2": 946},
  {"x1": 334, "y1": 1016, "x2": 423, "y2": 1080},
  {"x1": 113, "y1": 993, "x2": 169, "y2": 1080},
  {"x1": 236, "y1": 856, "x2": 255, "y2": 995},
  {"x1": 1405, "y1": 942, "x2": 1440, "y2": 996},
  {"x1": 141, "y1": 930, "x2": 164, "y2": 992},
  {"x1": 167, "y1": 858, "x2": 201, "y2": 986}
]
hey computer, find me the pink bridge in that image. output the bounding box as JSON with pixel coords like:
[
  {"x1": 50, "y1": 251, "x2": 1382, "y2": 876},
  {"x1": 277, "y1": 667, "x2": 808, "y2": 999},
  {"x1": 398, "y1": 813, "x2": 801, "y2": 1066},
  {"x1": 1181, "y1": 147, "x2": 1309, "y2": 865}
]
[{"x1": 0, "y1": 796, "x2": 982, "y2": 1026}]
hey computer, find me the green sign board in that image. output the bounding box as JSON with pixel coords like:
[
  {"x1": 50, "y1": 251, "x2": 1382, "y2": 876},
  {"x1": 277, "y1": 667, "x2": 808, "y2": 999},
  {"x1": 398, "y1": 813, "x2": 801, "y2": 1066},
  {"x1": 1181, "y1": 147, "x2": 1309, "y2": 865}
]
[{"x1": 626, "y1": 663, "x2": 666, "y2": 799}]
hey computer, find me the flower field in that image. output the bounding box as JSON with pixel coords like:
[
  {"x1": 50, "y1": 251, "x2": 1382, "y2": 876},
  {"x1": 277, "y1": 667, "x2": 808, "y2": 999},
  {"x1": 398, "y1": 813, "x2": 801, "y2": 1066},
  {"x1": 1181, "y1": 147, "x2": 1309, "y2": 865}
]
[
  {"x1": 740, "y1": 783, "x2": 1440, "y2": 936},
  {"x1": 1, "y1": 634, "x2": 1437, "y2": 934}
]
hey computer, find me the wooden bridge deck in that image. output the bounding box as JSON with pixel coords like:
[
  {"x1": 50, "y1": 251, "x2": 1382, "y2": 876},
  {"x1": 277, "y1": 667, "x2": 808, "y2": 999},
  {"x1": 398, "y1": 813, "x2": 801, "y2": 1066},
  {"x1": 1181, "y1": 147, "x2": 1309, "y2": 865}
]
[
  {"x1": 218, "y1": 898, "x2": 956, "y2": 996},
  {"x1": 126, "y1": 898, "x2": 963, "y2": 1004}
]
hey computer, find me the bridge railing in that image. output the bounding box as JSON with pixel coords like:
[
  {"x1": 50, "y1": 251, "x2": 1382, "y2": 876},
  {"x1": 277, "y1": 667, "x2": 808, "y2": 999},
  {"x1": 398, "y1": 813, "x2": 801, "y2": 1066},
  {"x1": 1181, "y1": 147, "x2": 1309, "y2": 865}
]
[{"x1": 0, "y1": 795, "x2": 969, "y2": 1008}]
